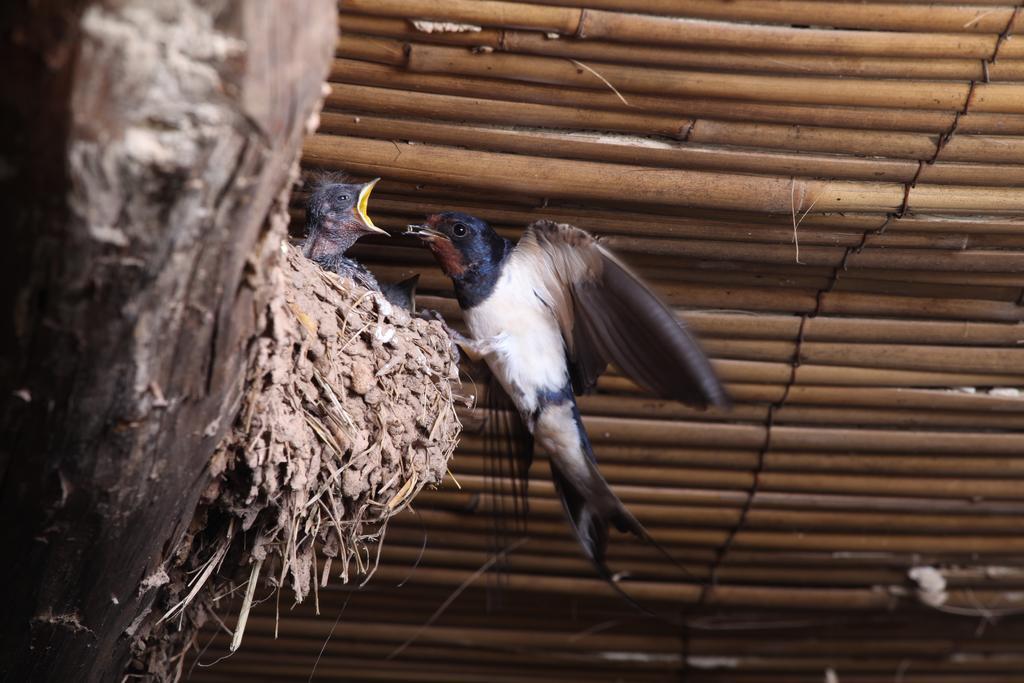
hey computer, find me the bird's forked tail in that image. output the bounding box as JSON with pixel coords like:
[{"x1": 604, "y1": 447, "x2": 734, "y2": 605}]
[{"x1": 539, "y1": 398, "x2": 690, "y2": 618}]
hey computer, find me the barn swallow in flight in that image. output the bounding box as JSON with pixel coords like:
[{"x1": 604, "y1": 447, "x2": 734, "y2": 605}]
[
  {"x1": 408, "y1": 213, "x2": 729, "y2": 600},
  {"x1": 303, "y1": 176, "x2": 388, "y2": 291}
]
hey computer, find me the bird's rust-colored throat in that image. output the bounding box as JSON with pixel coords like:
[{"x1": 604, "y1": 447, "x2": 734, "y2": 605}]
[
  {"x1": 428, "y1": 238, "x2": 467, "y2": 277},
  {"x1": 408, "y1": 216, "x2": 468, "y2": 276}
]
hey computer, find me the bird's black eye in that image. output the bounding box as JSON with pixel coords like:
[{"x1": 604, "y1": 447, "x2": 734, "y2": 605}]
[
  {"x1": 452, "y1": 222, "x2": 468, "y2": 237},
  {"x1": 337, "y1": 194, "x2": 350, "y2": 202}
]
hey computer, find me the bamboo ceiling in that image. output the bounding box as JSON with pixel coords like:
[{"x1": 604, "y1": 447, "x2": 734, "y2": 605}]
[{"x1": 192, "y1": 1, "x2": 1024, "y2": 681}]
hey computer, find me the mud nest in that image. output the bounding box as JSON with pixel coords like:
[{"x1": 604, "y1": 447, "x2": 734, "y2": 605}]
[
  {"x1": 134, "y1": 245, "x2": 461, "y2": 675},
  {"x1": 210, "y1": 245, "x2": 460, "y2": 596}
]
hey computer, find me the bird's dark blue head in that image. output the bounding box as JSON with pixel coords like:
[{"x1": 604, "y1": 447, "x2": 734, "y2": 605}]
[
  {"x1": 302, "y1": 176, "x2": 387, "y2": 262},
  {"x1": 407, "y1": 212, "x2": 511, "y2": 308}
]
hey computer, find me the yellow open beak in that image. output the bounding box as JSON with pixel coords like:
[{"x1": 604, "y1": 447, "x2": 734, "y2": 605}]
[{"x1": 356, "y1": 178, "x2": 388, "y2": 235}]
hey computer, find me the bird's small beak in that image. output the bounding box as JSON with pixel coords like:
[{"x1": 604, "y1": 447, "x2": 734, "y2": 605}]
[
  {"x1": 405, "y1": 223, "x2": 448, "y2": 242},
  {"x1": 355, "y1": 178, "x2": 387, "y2": 236}
]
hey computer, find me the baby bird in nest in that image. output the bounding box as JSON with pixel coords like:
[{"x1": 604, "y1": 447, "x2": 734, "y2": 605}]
[
  {"x1": 302, "y1": 175, "x2": 388, "y2": 292},
  {"x1": 379, "y1": 274, "x2": 420, "y2": 313},
  {"x1": 302, "y1": 175, "x2": 421, "y2": 313}
]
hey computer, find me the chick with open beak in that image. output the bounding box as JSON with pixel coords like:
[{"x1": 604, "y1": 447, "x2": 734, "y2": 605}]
[
  {"x1": 303, "y1": 176, "x2": 388, "y2": 291},
  {"x1": 304, "y1": 177, "x2": 385, "y2": 260}
]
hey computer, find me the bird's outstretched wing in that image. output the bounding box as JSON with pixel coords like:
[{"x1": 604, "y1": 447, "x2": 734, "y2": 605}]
[{"x1": 519, "y1": 220, "x2": 730, "y2": 409}]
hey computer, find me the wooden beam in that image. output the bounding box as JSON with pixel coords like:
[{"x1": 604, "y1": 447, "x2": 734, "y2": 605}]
[{"x1": 0, "y1": 1, "x2": 336, "y2": 680}]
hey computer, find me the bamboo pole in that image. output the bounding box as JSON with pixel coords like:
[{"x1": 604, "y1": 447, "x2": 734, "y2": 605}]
[
  {"x1": 198, "y1": 632, "x2": 1024, "y2": 670},
  {"x1": 571, "y1": 394, "x2": 1024, "y2": 430},
  {"x1": 682, "y1": 357, "x2": 1019, "y2": 387},
  {"x1": 918, "y1": 161, "x2": 1024, "y2": 187},
  {"x1": 200, "y1": 658, "x2": 666, "y2": 683},
  {"x1": 209, "y1": 603, "x2": 1024, "y2": 651},
  {"x1": 541, "y1": 1, "x2": 1017, "y2": 34},
  {"x1": 874, "y1": 233, "x2": 1024, "y2": 251},
  {"x1": 410, "y1": 507, "x2": 1024, "y2": 554},
  {"x1": 708, "y1": 286, "x2": 1021, "y2": 321},
  {"x1": 196, "y1": 638, "x2": 682, "y2": 674},
  {"x1": 418, "y1": 489, "x2": 1024, "y2": 535},
  {"x1": 208, "y1": 614, "x2": 1024, "y2": 652},
  {"x1": 337, "y1": 32, "x2": 408, "y2": 65},
  {"x1": 331, "y1": 57, "x2": 973, "y2": 134},
  {"x1": 317, "y1": 111, "x2": 921, "y2": 184},
  {"x1": 453, "y1": 439, "x2": 1024, "y2": 478},
  {"x1": 376, "y1": 525, "x2": 1024, "y2": 573},
  {"x1": 663, "y1": 282, "x2": 1018, "y2": 320},
  {"x1": 304, "y1": 134, "x2": 907, "y2": 213},
  {"x1": 231, "y1": 618, "x2": 793, "y2": 656},
  {"x1": 448, "y1": 455, "x2": 1024, "y2": 501},
  {"x1": 379, "y1": 534, "x2": 1015, "y2": 585},
  {"x1": 566, "y1": 414, "x2": 1024, "y2": 454},
  {"x1": 336, "y1": 14, "x2": 1024, "y2": 81},
  {"x1": 332, "y1": 57, "x2": 1024, "y2": 136},
  {"x1": 405, "y1": 43, "x2": 978, "y2": 111},
  {"x1": 346, "y1": 622, "x2": 1024, "y2": 654},
  {"x1": 600, "y1": 235, "x2": 1024, "y2": 273},
  {"x1": 305, "y1": 135, "x2": 1024, "y2": 217},
  {"x1": 340, "y1": 0, "x2": 1012, "y2": 59},
  {"x1": 700, "y1": 339, "x2": 1024, "y2": 376},
  {"x1": 359, "y1": 550, "x2": 1022, "y2": 601},
  {"x1": 910, "y1": 183, "x2": 1024, "y2": 213},
  {"x1": 374, "y1": 544, "x2": 1018, "y2": 591},
  {"x1": 326, "y1": 82, "x2": 691, "y2": 138},
  {"x1": 340, "y1": 0, "x2": 583, "y2": 35},
  {"x1": 594, "y1": 381, "x2": 1024, "y2": 413},
  {"x1": 570, "y1": 391, "x2": 1024, "y2": 431},
  {"x1": 222, "y1": 630, "x2": 1024, "y2": 671},
  {"x1": 682, "y1": 311, "x2": 1024, "y2": 347},
  {"x1": 265, "y1": 563, "x2": 895, "y2": 605},
  {"x1": 696, "y1": 357, "x2": 1013, "y2": 387},
  {"x1": 439, "y1": 469, "x2": 1024, "y2": 515},
  {"x1": 668, "y1": 119, "x2": 1022, "y2": 166},
  {"x1": 668, "y1": 269, "x2": 1024, "y2": 297},
  {"x1": 941, "y1": 135, "x2": 1024, "y2": 164},
  {"x1": 454, "y1": 438, "x2": 1024, "y2": 485},
  {"x1": 577, "y1": 10, "x2": 1018, "y2": 59},
  {"x1": 688, "y1": 119, "x2": 938, "y2": 160},
  {"x1": 195, "y1": 663, "x2": 1024, "y2": 683},
  {"x1": 374, "y1": 536, "x2": 1024, "y2": 586},
  {"x1": 498, "y1": 33, "x2": 1024, "y2": 82}
]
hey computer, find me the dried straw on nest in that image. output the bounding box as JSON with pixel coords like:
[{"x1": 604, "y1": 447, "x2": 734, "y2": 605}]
[{"x1": 135, "y1": 244, "x2": 461, "y2": 674}]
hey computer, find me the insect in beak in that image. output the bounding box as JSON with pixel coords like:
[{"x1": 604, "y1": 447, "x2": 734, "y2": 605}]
[{"x1": 405, "y1": 224, "x2": 448, "y2": 241}]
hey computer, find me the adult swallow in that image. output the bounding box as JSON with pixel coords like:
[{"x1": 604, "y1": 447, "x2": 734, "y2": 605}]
[
  {"x1": 408, "y1": 212, "x2": 729, "y2": 599},
  {"x1": 302, "y1": 176, "x2": 388, "y2": 291}
]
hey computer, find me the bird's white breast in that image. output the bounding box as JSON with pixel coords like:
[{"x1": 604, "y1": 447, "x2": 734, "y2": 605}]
[{"x1": 465, "y1": 251, "x2": 568, "y2": 416}]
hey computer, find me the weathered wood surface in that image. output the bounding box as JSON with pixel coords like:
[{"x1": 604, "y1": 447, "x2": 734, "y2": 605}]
[{"x1": 0, "y1": 1, "x2": 336, "y2": 680}]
